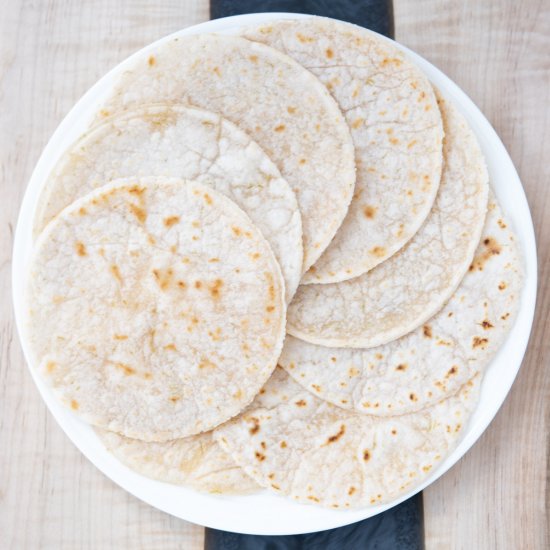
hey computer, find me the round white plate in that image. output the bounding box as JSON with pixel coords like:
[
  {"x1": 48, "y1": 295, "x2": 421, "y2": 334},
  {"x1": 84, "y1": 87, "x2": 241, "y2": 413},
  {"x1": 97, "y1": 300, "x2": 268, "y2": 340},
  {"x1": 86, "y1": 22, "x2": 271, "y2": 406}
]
[{"x1": 12, "y1": 13, "x2": 537, "y2": 535}]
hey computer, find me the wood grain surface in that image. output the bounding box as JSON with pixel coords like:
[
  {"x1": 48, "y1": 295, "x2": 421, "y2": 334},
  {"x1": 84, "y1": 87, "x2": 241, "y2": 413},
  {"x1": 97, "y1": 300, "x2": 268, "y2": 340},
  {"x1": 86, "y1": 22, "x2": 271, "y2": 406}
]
[{"x1": 0, "y1": 1, "x2": 548, "y2": 548}]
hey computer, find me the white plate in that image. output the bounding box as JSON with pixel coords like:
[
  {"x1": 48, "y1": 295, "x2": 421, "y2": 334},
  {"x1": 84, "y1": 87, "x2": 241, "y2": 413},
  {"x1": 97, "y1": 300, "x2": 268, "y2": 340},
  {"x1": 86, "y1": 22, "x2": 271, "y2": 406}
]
[{"x1": 12, "y1": 13, "x2": 537, "y2": 535}]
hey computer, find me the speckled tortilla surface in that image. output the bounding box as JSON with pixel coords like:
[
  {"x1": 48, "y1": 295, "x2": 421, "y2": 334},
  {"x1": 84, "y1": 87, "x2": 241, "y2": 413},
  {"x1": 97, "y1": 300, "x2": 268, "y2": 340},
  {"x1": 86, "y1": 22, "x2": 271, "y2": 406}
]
[
  {"x1": 33, "y1": 105, "x2": 303, "y2": 302},
  {"x1": 96, "y1": 427, "x2": 259, "y2": 494},
  {"x1": 96, "y1": 34, "x2": 356, "y2": 273},
  {"x1": 26, "y1": 178, "x2": 286, "y2": 442},
  {"x1": 287, "y1": 92, "x2": 489, "y2": 348},
  {"x1": 242, "y1": 17, "x2": 443, "y2": 283},
  {"x1": 279, "y1": 197, "x2": 522, "y2": 415},
  {"x1": 214, "y1": 368, "x2": 480, "y2": 508}
]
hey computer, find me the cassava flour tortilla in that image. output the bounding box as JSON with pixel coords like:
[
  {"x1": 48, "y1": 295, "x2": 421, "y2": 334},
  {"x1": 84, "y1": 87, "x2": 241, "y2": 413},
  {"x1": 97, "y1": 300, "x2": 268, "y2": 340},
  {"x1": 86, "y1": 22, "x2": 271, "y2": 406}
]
[
  {"x1": 279, "y1": 196, "x2": 523, "y2": 415},
  {"x1": 287, "y1": 92, "x2": 489, "y2": 348},
  {"x1": 96, "y1": 33, "x2": 356, "y2": 272},
  {"x1": 243, "y1": 17, "x2": 443, "y2": 283},
  {"x1": 215, "y1": 368, "x2": 480, "y2": 508},
  {"x1": 33, "y1": 105, "x2": 303, "y2": 302},
  {"x1": 96, "y1": 427, "x2": 259, "y2": 494},
  {"x1": 25, "y1": 178, "x2": 286, "y2": 442}
]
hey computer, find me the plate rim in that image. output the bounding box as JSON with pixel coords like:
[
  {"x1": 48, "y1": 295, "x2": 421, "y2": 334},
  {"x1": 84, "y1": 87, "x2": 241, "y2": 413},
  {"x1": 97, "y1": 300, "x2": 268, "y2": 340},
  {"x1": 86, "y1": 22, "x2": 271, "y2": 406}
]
[{"x1": 11, "y1": 12, "x2": 538, "y2": 535}]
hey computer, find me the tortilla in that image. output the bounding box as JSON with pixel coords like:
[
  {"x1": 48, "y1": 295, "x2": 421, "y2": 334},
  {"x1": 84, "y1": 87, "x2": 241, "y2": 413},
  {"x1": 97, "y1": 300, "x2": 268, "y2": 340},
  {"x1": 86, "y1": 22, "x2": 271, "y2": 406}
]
[
  {"x1": 96, "y1": 427, "x2": 259, "y2": 494},
  {"x1": 33, "y1": 105, "x2": 303, "y2": 302},
  {"x1": 243, "y1": 17, "x2": 443, "y2": 283},
  {"x1": 287, "y1": 92, "x2": 489, "y2": 348},
  {"x1": 215, "y1": 368, "x2": 480, "y2": 508},
  {"x1": 96, "y1": 34, "x2": 356, "y2": 272},
  {"x1": 26, "y1": 178, "x2": 286, "y2": 442},
  {"x1": 279, "y1": 197, "x2": 522, "y2": 415}
]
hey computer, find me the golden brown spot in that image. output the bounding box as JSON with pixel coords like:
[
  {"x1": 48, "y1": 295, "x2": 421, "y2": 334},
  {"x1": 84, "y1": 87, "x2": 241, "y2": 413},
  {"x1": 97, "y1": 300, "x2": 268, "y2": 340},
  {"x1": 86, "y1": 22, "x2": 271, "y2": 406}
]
[
  {"x1": 391, "y1": 429, "x2": 397, "y2": 435},
  {"x1": 274, "y1": 124, "x2": 286, "y2": 132},
  {"x1": 110, "y1": 264, "x2": 122, "y2": 283},
  {"x1": 498, "y1": 281, "x2": 507, "y2": 290},
  {"x1": 233, "y1": 389, "x2": 243, "y2": 400},
  {"x1": 113, "y1": 334, "x2": 128, "y2": 341},
  {"x1": 117, "y1": 363, "x2": 135, "y2": 376},
  {"x1": 148, "y1": 55, "x2": 155, "y2": 67},
  {"x1": 423, "y1": 325, "x2": 432, "y2": 338},
  {"x1": 198, "y1": 358, "x2": 217, "y2": 370},
  {"x1": 70, "y1": 400, "x2": 79, "y2": 410},
  {"x1": 325, "y1": 47, "x2": 334, "y2": 59},
  {"x1": 407, "y1": 140, "x2": 417, "y2": 149},
  {"x1": 267, "y1": 473, "x2": 275, "y2": 480},
  {"x1": 78, "y1": 207, "x2": 87, "y2": 216},
  {"x1": 299, "y1": 158, "x2": 307, "y2": 165},
  {"x1": 352, "y1": 117, "x2": 364, "y2": 129},
  {"x1": 472, "y1": 336, "x2": 489, "y2": 349},
  {"x1": 395, "y1": 363, "x2": 408, "y2": 371},
  {"x1": 46, "y1": 361, "x2": 56, "y2": 374},
  {"x1": 169, "y1": 396, "x2": 180, "y2": 403},
  {"x1": 409, "y1": 393, "x2": 418, "y2": 401},
  {"x1": 363, "y1": 450, "x2": 371, "y2": 461},
  {"x1": 152, "y1": 267, "x2": 173, "y2": 291},
  {"x1": 208, "y1": 278, "x2": 224, "y2": 300},
  {"x1": 280, "y1": 441, "x2": 287, "y2": 449},
  {"x1": 75, "y1": 242, "x2": 86, "y2": 256},
  {"x1": 501, "y1": 312, "x2": 510, "y2": 320},
  {"x1": 266, "y1": 305, "x2": 275, "y2": 313},
  {"x1": 497, "y1": 219, "x2": 507, "y2": 229},
  {"x1": 448, "y1": 366, "x2": 458, "y2": 376},
  {"x1": 369, "y1": 246, "x2": 386, "y2": 258},
  {"x1": 147, "y1": 234, "x2": 156, "y2": 245},
  {"x1": 311, "y1": 384, "x2": 321, "y2": 393},
  {"x1": 296, "y1": 32, "x2": 314, "y2": 43},
  {"x1": 295, "y1": 399, "x2": 307, "y2": 407},
  {"x1": 208, "y1": 257, "x2": 219, "y2": 263},
  {"x1": 481, "y1": 319, "x2": 494, "y2": 329},
  {"x1": 213, "y1": 66, "x2": 221, "y2": 76},
  {"x1": 177, "y1": 280, "x2": 186, "y2": 290},
  {"x1": 470, "y1": 237, "x2": 502, "y2": 271},
  {"x1": 363, "y1": 205, "x2": 376, "y2": 219},
  {"x1": 164, "y1": 343, "x2": 177, "y2": 351},
  {"x1": 249, "y1": 418, "x2": 260, "y2": 435},
  {"x1": 128, "y1": 185, "x2": 145, "y2": 196},
  {"x1": 99, "y1": 109, "x2": 110, "y2": 118},
  {"x1": 287, "y1": 106, "x2": 296, "y2": 114},
  {"x1": 250, "y1": 252, "x2": 261, "y2": 261},
  {"x1": 307, "y1": 496, "x2": 320, "y2": 503},
  {"x1": 163, "y1": 215, "x2": 180, "y2": 227},
  {"x1": 255, "y1": 451, "x2": 266, "y2": 462},
  {"x1": 203, "y1": 193, "x2": 213, "y2": 205},
  {"x1": 232, "y1": 226, "x2": 242, "y2": 237},
  {"x1": 260, "y1": 441, "x2": 266, "y2": 450},
  {"x1": 422, "y1": 465, "x2": 432, "y2": 472},
  {"x1": 389, "y1": 137, "x2": 399, "y2": 145},
  {"x1": 195, "y1": 280, "x2": 202, "y2": 289},
  {"x1": 249, "y1": 54, "x2": 258, "y2": 63},
  {"x1": 330, "y1": 357, "x2": 337, "y2": 363},
  {"x1": 325, "y1": 424, "x2": 346, "y2": 445},
  {"x1": 348, "y1": 487, "x2": 356, "y2": 496},
  {"x1": 128, "y1": 203, "x2": 146, "y2": 223}
]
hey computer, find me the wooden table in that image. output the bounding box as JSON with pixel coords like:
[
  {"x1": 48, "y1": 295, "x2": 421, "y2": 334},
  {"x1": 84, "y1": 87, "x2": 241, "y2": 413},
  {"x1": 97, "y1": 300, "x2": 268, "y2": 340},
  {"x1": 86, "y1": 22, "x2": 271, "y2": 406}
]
[{"x1": 1, "y1": 1, "x2": 548, "y2": 548}]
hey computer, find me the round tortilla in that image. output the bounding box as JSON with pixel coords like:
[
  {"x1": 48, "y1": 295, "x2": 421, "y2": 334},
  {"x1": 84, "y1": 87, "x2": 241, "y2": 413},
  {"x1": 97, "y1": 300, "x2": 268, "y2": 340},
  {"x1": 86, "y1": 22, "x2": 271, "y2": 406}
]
[
  {"x1": 97, "y1": 34, "x2": 356, "y2": 273},
  {"x1": 287, "y1": 92, "x2": 489, "y2": 348},
  {"x1": 96, "y1": 428, "x2": 259, "y2": 494},
  {"x1": 25, "y1": 178, "x2": 286, "y2": 442},
  {"x1": 279, "y1": 196, "x2": 523, "y2": 415},
  {"x1": 33, "y1": 105, "x2": 303, "y2": 302},
  {"x1": 215, "y1": 368, "x2": 480, "y2": 508},
  {"x1": 242, "y1": 17, "x2": 443, "y2": 283}
]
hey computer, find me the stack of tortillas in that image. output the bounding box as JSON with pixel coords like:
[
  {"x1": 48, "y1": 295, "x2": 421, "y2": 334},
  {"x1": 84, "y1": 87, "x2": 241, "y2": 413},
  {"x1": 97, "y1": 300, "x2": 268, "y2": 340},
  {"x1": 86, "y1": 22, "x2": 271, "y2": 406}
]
[{"x1": 24, "y1": 17, "x2": 523, "y2": 508}]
